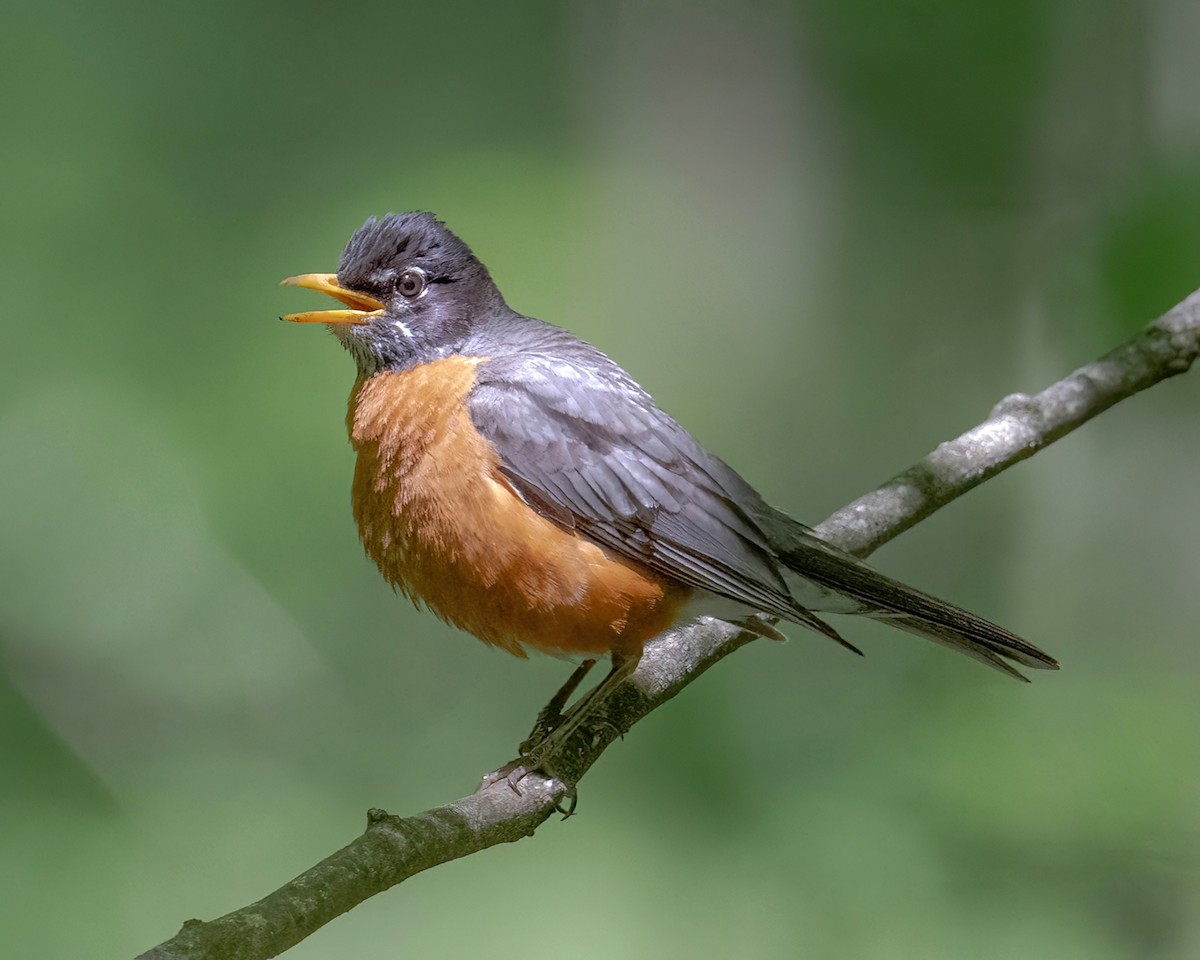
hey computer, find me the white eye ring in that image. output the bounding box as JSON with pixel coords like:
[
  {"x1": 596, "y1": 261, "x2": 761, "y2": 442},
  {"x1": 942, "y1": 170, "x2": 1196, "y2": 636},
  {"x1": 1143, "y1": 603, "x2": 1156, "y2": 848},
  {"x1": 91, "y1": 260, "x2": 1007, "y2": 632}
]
[{"x1": 396, "y1": 267, "x2": 427, "y2": 299}]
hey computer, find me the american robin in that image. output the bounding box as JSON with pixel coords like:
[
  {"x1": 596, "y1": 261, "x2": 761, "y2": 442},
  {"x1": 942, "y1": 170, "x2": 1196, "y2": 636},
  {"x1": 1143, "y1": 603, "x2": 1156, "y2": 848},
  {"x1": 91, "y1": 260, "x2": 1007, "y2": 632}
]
[{"x1": 281, "y1": 212, "x2": 1057, "y2": 778}]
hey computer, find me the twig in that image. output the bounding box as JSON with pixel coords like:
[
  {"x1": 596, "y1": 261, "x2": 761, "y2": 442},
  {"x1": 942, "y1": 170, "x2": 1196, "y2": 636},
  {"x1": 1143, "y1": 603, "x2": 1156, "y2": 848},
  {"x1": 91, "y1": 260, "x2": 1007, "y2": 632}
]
[{"x1": 136, "y1": 290, "x2": 1200, "y2": 960}]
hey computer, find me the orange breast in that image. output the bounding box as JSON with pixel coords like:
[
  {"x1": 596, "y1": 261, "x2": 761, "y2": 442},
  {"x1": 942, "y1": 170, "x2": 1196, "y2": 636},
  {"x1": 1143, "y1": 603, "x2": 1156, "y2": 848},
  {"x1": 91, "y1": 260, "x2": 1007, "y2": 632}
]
[{"x1": 347, "y1": 357, "x2": 687, "y2": 658}]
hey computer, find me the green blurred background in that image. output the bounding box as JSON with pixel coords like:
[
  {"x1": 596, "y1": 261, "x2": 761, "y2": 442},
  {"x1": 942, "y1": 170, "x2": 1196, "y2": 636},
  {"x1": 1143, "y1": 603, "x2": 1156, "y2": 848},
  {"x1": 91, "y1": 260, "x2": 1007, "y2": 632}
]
[{"x1": 3, "y1": 1, "x2": 1198, "y2": 957}]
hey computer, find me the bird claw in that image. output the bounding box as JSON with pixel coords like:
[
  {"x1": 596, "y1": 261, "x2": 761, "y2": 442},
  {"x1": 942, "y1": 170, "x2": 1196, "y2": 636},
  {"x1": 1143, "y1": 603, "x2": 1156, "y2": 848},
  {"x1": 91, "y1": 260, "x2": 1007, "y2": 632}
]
[
  {"x1": 505, "y1": 763, "x2": 530, "y2": 794},
  {"x1": 478, "y1": 760, "x2": 529, "y2": 793},
  {"x1": 554, "y1": 787, "x2": 578, "y2": 819},
  {"x1": 479, "y1": 755, "x2": 578, "y2": 818},
  {"x1": 479, "y1": 653, "x2": 637, "y2": 818}
]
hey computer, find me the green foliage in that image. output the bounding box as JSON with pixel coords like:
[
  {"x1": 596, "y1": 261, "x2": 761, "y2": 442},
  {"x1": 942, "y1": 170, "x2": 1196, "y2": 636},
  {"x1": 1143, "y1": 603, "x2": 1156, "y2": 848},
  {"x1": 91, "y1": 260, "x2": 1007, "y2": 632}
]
[
  {"x1": 806, "y1": 0, "x2": 1050, "y2": 204},
  {"x1": 1103, "y1": 165, "x2": 1200, "y2": 333}
]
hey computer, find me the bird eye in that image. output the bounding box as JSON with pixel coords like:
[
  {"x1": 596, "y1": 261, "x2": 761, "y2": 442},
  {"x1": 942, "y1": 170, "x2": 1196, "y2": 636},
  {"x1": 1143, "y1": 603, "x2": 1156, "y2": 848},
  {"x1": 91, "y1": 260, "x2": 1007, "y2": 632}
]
[{"x1": 396, "y1": 268, "x2": 427, "y2": 299}]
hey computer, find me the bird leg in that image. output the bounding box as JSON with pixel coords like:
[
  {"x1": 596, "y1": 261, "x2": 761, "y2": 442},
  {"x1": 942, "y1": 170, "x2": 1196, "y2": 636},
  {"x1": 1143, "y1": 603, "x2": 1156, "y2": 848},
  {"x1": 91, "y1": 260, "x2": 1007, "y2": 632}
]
[
  {"x1": 518, "y1": 658, "x2": 597, "y2": 753},
  {"x1": 480, "y1": 652, "x2": 640, "y2": 815},
  {"x1": 528, "y1": 652, "x2": 638, "y2": 752},
  {"x1": 478, "y1": 659, "x2": 595, "y2": 795}
]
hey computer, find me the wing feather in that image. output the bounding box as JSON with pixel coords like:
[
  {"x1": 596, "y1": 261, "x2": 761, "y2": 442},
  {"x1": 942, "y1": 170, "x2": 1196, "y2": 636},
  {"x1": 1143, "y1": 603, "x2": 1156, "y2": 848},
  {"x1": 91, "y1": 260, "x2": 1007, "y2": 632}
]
[
  {"x1": 469, "y1": 352, "x2": 800, "y2": 620},
  {"x1": 465, "y1": 337, "x2": 1056, "y2": 680}
]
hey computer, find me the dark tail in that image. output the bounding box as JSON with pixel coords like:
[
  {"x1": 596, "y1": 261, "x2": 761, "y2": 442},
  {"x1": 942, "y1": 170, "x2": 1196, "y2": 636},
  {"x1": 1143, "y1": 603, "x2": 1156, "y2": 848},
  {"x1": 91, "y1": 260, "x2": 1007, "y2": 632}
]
[{"x1": 766, "y1": 515, "x2": 1059, "y2": 681}]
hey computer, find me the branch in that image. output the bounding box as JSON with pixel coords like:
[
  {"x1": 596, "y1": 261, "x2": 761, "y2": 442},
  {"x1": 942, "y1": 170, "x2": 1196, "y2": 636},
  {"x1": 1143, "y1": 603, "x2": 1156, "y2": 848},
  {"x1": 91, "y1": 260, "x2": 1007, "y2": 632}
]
[{"x1": 137, "y1": 290, "x2": 1200, "y2": 960}]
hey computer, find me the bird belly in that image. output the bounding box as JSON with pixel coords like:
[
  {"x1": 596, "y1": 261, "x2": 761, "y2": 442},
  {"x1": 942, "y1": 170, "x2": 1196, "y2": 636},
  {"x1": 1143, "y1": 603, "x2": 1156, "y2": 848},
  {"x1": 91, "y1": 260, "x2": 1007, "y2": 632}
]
[{"x1": 347, "y1": 360, "x2": 687, "y2": 657}]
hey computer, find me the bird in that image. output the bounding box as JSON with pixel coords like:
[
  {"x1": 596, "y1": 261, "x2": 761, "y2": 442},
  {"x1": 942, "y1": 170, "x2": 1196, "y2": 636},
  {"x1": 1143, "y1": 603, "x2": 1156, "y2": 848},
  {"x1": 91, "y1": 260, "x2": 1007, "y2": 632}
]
[{"x1": 280, "y1": 212, "x2": 1058, "y2": 780}]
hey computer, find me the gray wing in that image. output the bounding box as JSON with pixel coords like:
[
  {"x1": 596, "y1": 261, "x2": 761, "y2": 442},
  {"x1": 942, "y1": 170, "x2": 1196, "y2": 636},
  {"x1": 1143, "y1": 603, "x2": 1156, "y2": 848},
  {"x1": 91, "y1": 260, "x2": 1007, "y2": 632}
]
[
  {"x1": 467, "y1": 349, "x2": 813, "y2": 625},
  {"x1": 466, "y1": 335, "x2": 1057, "y2": 680}
]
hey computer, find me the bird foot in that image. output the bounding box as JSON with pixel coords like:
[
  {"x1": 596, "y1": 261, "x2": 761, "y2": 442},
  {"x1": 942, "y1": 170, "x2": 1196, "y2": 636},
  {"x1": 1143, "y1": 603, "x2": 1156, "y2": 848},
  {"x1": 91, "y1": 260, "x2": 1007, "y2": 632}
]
[
  {"x1": 477, "y1": 672, "x2": 601, "y2": 817},
  {"x1": 478, "y1": 755, "x2": 578, "y2": 818},
  {"x1": 478, "y1": 652, "x2": 639, "y2": 819}
]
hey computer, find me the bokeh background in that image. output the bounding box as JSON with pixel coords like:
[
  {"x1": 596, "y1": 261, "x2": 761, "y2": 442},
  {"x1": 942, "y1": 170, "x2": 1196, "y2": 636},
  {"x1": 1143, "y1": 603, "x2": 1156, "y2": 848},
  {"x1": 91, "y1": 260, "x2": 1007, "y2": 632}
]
[{"x1": 3, "y1": 1, "x2": 1199, "y2": 957}]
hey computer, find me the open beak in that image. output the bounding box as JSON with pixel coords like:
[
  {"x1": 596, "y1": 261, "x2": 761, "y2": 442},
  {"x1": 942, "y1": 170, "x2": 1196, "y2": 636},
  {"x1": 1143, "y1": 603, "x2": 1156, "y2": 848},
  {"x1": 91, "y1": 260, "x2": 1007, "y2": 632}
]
[{"x1": 279, "y1": 273, "x2": 385, "y2": 325}]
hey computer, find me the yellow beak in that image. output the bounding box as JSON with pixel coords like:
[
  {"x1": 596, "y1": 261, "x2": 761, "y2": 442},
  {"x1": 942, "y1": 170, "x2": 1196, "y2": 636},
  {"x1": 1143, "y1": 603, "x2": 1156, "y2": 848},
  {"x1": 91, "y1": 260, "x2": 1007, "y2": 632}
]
[{"x1": 279, "y1": 273, "x2": 385, "y2": 325}]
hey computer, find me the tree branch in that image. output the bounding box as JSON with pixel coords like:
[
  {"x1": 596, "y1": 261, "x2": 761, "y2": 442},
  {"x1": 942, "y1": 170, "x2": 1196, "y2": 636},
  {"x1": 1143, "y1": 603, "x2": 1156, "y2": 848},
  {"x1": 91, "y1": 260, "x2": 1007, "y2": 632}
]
[{"x1": 136, "y1": 290, "x2": 1200, "y2": 960}]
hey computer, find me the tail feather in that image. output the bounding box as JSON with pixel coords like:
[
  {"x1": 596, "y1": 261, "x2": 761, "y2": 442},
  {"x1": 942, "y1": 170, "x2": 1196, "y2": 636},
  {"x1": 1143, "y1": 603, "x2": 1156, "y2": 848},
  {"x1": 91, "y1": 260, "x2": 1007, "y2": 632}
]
[
  {"x1": 766, "y1": 516, "x2": 1059, "y2": 680},
  {"x1": 871, "y1": 612, "x2": 1033, "y2": 682}
]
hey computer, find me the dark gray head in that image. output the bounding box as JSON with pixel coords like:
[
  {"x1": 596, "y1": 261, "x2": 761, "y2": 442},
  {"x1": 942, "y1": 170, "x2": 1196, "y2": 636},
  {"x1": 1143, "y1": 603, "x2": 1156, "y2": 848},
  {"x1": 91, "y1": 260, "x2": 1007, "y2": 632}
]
[{"x1": 282, "y1": 212, "x2": 506, "y2": 375}]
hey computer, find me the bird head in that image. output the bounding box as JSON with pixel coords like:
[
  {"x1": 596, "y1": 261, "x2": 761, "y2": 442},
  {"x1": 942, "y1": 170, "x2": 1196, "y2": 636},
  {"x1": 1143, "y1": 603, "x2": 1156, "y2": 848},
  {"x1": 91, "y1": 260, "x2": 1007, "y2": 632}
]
[{"x1": 282, "y1": 212, "x2": 504, "y2": 375}]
